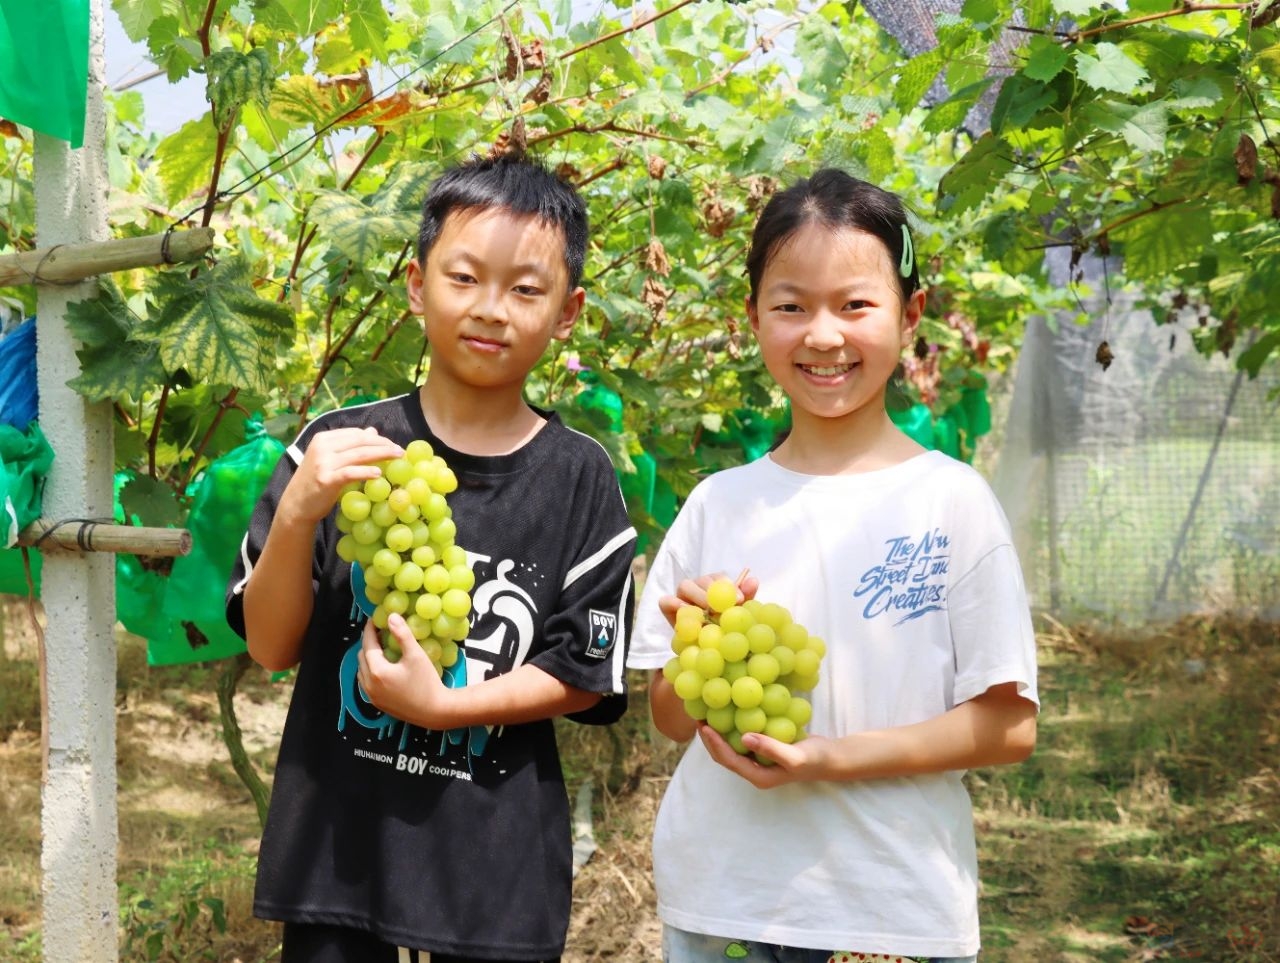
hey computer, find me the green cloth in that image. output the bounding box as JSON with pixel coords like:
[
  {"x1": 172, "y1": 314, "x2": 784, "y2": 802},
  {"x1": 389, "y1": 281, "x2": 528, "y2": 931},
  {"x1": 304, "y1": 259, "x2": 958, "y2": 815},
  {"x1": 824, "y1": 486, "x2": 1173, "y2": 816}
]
[
  {"x1": 0, "y1": 0, "x2": 89, "y2": 147},
  {"x1": 0, "y1": 422, "x2": 54, "y2": 545}
]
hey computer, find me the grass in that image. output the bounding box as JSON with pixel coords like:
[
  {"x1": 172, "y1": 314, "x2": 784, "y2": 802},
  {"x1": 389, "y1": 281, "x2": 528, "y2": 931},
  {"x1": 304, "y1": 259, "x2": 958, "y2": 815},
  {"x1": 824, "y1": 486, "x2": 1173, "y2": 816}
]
[{"x1": 1, "y1": 608, "x2": 1278, "y2": 961}]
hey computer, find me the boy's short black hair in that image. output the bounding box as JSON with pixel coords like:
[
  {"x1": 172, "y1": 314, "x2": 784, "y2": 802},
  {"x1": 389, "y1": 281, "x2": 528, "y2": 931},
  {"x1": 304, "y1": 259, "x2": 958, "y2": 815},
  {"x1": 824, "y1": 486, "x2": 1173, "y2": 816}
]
[{"x1": 417, "y1": 155, "x2": 589, "y2": 291}]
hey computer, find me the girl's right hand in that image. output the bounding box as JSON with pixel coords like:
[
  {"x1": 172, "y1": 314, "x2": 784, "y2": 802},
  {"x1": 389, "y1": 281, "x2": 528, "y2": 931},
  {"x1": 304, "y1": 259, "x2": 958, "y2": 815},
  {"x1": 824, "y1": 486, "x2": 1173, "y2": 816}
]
[
  {"x1": 657, "y1": 571, "x2": 761, "y2": 627},
  {"x1": 280, "y1": 427, "x2": 405, "y2": 525}
]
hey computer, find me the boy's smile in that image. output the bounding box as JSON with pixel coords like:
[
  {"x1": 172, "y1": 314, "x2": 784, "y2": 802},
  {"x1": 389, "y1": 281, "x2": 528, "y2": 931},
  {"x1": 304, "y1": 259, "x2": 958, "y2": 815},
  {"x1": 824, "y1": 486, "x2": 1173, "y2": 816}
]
[{"x1": 407, "y1": 207, "x2": 584, "y2": 398}]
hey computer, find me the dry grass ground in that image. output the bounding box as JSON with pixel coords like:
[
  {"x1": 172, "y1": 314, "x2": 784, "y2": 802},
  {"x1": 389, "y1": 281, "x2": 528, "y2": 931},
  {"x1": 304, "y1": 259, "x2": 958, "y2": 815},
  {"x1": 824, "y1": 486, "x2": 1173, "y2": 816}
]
[{"x1": 2, "y1": 602, "x2": 1277, "y2": 962}]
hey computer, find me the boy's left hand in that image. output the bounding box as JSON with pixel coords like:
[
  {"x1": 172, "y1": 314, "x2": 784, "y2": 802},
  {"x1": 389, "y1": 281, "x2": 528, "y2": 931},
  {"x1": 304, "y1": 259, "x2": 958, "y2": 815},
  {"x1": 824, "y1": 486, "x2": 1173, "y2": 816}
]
[
  {"x1": 697, "y1": 723, "x2": 832, "y2": 789},
  {"x1": 358, "y1": 614, "x2": 453, "y2": 730}
]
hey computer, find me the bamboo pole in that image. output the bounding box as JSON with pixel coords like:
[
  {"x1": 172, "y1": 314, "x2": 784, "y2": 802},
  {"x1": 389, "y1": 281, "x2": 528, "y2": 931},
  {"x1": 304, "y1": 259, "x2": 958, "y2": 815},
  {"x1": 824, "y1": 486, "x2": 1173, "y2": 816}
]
[
  {"x1": 0, "y1": 226, "x2": 214, "y2": 286},
  {"x1": 16, "y1": 518, "x2": 192, "y2": 557}
]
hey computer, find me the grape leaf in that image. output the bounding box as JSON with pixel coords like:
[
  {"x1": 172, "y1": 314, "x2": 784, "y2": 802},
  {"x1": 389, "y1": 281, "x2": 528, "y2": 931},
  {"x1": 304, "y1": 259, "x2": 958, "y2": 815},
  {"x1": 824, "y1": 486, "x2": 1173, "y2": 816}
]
[
  {"x1": 794, "y1": 17, "x2": 851, "y2": 92},
  {"x1": 310, "y1": 164, "x2": 432, "y2": 263},
  {"x1": 1024, "y1": 36, "x2": 1071, "y2": 82},
  {"x1": 205, "y1": 48, "x2": 274, "y2": 129},
  {"x1": 1075, "y1": 43, "x2": 1150, "y2": 94},
  {"x1": 137, "y1": 259, "x2": 295, "y2": 394},
  {"x1": 64, "y1": 281, "x2": 170, "y2": 401},
  {"x1": 347, "y1": 0, "x2": 392, "y2": 59},
  {"x1": 1083, "y1": 99, "x2": 1168, "y2": 152},
  {"x1": 119, "y1": 474, "x2": 184, "y2": 528},
  {"x1": 153, "y1": 117, "x2": 220, "y2": 207}
]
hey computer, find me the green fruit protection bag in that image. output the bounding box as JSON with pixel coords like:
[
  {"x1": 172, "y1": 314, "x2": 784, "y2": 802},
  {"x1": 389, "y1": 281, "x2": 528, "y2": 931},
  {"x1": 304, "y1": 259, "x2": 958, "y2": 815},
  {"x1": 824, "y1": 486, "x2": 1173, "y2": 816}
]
[{"x1": 149, "y1": 421, "x2": 285, "y2": 666}]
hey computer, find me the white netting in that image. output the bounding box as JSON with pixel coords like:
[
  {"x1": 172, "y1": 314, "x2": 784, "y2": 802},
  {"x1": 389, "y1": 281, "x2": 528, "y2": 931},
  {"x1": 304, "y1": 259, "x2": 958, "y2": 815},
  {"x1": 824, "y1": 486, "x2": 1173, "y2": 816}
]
[{"x1": 992, "y1": 251, "x2": 1280, "y2": 624}]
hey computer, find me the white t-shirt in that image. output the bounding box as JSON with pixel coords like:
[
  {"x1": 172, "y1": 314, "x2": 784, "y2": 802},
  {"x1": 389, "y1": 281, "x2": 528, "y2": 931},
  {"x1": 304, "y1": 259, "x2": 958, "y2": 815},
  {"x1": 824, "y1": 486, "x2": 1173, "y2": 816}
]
[{"x1": 628, "y1": 450, "x2": 1039, "y2": 958}]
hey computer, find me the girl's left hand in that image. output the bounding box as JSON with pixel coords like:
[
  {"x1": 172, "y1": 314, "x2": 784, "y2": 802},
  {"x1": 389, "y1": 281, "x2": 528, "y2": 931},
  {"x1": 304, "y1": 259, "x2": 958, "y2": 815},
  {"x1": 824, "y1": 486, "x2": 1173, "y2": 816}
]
[
  {"x1": 698, "y1": 723, "x2": 833, "y2": 788},
  {"x1": 357, "y1": 614, "x2": 452, "y2": 730}
]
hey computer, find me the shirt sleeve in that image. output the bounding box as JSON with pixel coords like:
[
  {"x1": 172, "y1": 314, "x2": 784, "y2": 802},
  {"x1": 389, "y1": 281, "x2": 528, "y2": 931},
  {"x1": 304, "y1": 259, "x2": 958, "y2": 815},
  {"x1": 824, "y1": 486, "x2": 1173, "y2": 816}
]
[
  {"x1": 626, "y1": 490, "x2": 701, "y2": 672},
  {"x1": 527, "y1": 452, "x2": 638, "y2": 725},
  {"x1": 948, "y1": 542, "x2": 1040, "y2": 709},
  {"x1": 224, "y1": 440, "x2": 315, "y2": 640}
]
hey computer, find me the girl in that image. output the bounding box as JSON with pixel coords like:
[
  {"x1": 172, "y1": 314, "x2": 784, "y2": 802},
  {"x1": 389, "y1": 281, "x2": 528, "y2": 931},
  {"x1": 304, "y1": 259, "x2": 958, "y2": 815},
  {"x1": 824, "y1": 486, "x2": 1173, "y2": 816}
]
[{"x1": 627, "y1": 169, "x2": 1039, "y2": 963}]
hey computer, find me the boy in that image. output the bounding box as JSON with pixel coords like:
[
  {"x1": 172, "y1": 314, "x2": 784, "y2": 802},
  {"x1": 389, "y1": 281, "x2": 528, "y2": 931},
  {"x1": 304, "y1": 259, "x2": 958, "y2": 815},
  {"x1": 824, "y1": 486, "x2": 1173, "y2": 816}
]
[{"x1": 226, "y1": 155, "x2": 637, "y2": 963}]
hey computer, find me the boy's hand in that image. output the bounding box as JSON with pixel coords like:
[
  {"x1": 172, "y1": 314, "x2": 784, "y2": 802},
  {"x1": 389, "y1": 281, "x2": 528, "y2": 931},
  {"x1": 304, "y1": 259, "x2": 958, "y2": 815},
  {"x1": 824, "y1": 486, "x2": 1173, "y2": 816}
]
[
  {"x1": 357, "y1": 614, "x2": 453, "y2": 730},
  {"x1": 697, "y1": 723, "x2": 832, "y2": 788},
  {"x1": 658, "y1": 571, "x2": 760, "y2": 628},
  {"x1": 282, "y1": 427, "x2": 405, "y2": 525}
]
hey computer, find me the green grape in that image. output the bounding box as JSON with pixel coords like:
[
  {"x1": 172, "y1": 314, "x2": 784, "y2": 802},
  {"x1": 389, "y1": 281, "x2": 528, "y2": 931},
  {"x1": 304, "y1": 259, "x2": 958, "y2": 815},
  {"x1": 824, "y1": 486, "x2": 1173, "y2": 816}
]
[
  {"x1": 387, "y1": 487, "x2": 413, "y2": 515},
  {"x1": 382, "y1": 635, "x2": 403, "y2": 663},
  {"x1": 673, "y1": 669, "x2": 706, "y2": 701},
  {"x1": 723, "y1": 660, "x2": 749, "y2": 683},
  {"x1": 718, "y1": 605, "x2": 754, "y2": 634},
  {"x1": 785, "y1": 696, "x2": 813, "y2": 727},
  {"x1": 363, "y1": 567, "x2": 392, "y2": 589},
  {"x1": 354, "y1": 542, "x2": 379, "y2": 566},
  {"x1": 726, "y1": 730, "x2": 749, "y2": 754},
  {"x1": 339, "y1": 481, "x2": 363, "y2": 496},
  {"x1": 763, "y1": 716, "x2": 798, "y2": 744},
  {"x1": 700, "y1": 676, "x2": 733, "y2": 709},
  {"x1": 364, "y1": 476, "x2": 392, "y2": 502},
  {"x1": 336, "y1": 534, "x2": 359, "y2": 563},
  {"x1": 450, "y1": 618, "x2": 469, "y2": 641},
  {"x1": 410, "y1": 520, "x2": 432, "y2": 548},
  {"x1": 423, "y1": 564, "x2": 451, "y2": 595},
  {"x1": 760, "y1": 683, "x2": 792, "y2": 717},
  {"x1": 730, "y1": 675, "x2": 764, "y2": 709},
  {"x1": 423, "y1": 639, "x2": 443, "y2": 664},
  {"x1": 792, "y1": 648, "x2": 820, "y2": 678},
  {"x1": 441, "y1": 639, "x2": 459, "y2": 667},
  {"x1": 788, "y1": 673, "x2": 819, "y2": 692},
  {"x1": 705, "y1": 704, "x2": 737, "y2": 734},
  {"x1": 747, "y1": 652, "x2": 780, "y2": 685},
  {"x1": 393, "y1": 561, "x2": 425, "y2": 593},
  {"x1": 405, "y1": 439, "x2": 434, "y2": 462},
  {"x1": 414, "y1": 592, "x2": 443, "y2": 621},
  {"x1": 396, "y1": 503, "x2": 421, "y2": 524},
  {"x1": 705, "y1": 578, "x2": 737, "y2": 614},
  {"x1": 411, "y1": 545, "x2": 437, "y2": 568},
  {"x1": 372, "y1": 548, "x2": 401, "y2": 578},
  {"x1": 662, "y1": 656, "x2": 682, "y2": 682},
  {"x1": 370, "y1": 500, "x2": 398, "y2": 529},
  {"x1": 694, "y1": 648, "x2": 726, "y2": 680},
  {"x1": 434, "y1": 465, "x2": 459, "y2": 494},
  {"x1": 335, "y1": 512, "x2": 354, "y2": 534},
  {"x1": 405, "y1": 477, "x2": 431, "y2": 506},
  {"x1": 745, "y1": 623, "x2": 776, "y2": 654},
  {"x1": 406, "y1": 613, "x2": 433, "y2": 640},
  {"x1": 771, "y1": 645, "x2": 797, "y2": 676},
  {"x1": 677, "y1": 645, "x2": 702, "y2": 673},
  {"x1": 430, "y1": 517, "x2": 457, "y2": 544},
  {"x1": 364, "y1": 583, "x2": 388, "y2": 605},
  {"x1": 384, "y1": 457, "x2": 414, "y2": 487},
  {"x1": 742, "y1": 599, "x2": 767, "y2": 620},
  {"x1": 440, "y1": 544, "x2": 468, "y2": 569},
  {"x1": 384, "y1": 523, "x2": 414, "y2": 554},
  {"x1": 351, "y1": 518, "x2": 383, "y2": 546},
  {"x1": 372, "y1": 605, "x2": 391, "y2": 629},
  {"x1": 806, "y1": 636, "x2": 827, "y2": 658},
  {"x1": 718, "y1": 631, "x2": 750, "y2": 663},
  {"x1": 441, "y1": 588, "x2": 471, "y2": 618},
  {"x1": 734, "y1": 706, "x2": 767, "y2": 734},
  {"x1": 431, "y1": 612, "x2": 457, "y2": 640},
  {"x1": 683, "y1": 697, "x2": 709, "y2": 721},
  {"x1": 697, "y1": 623, "x2": 723, "y2": 651},
  {"x1": 422, "y1": 492, "x2": 450, "y2": 522},
  {"x1": 340, "y1": 490, "x2": 372, "y2": 522},
  {"x1": 758, "y1": 602, "x2": 791, "y2": 631},
  {"x1": 384, "y1": 590, "x2": 410, "y2": 614},
  {"x1": 448, "y1": 564, "x2": 475, "y2": 592},
  {"x1": 778, "y1": 622, "x2": 809, "y2": 650}
]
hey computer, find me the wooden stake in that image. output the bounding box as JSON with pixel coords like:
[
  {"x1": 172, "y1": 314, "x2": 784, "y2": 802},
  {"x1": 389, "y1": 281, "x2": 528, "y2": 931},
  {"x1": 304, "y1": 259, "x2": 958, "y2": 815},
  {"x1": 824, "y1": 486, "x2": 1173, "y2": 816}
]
[
  {"x1": 0, "y1": 227, "x2": 214, "y2": 287},
  {"x1": 16, "y1": 518, "x2": 192, "y2": 557}
]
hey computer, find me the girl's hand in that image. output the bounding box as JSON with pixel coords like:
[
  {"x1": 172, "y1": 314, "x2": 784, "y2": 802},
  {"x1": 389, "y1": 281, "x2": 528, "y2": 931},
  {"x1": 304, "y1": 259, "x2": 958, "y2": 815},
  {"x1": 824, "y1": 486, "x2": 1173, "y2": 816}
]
[
  {"x1": 657, "y1": 571, "x2": 761, "y2": 628},
  {"x1": 698, "y1": 723, "x2": 833, "y2": 788},
  {"x1": 281, "y1": 427, "x2": 405, "y2": 525},
  {"x1": 357, "y1": 614, "x2": 453, "y2": 730}
]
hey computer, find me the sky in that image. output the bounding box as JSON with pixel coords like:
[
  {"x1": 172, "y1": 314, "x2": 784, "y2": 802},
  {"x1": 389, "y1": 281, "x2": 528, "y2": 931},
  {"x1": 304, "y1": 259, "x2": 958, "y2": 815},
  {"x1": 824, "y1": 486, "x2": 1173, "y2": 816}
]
[{"x1": 104, "y1": 8, "x2": 205, "y2": 134}]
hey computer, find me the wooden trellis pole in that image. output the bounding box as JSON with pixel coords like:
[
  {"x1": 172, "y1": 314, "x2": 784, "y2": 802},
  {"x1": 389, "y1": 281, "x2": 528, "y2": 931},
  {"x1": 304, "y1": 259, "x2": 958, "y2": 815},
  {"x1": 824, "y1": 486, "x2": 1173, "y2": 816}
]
[{"x1": 0, "y1": 226, "x2": 213, "y2": 286}]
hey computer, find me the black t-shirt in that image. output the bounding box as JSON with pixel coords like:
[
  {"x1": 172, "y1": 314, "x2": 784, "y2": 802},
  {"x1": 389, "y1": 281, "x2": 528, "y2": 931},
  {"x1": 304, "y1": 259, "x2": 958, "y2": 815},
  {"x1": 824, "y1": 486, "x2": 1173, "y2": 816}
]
[{"x1": 225, "y1": 392, "x2": 637, "y2": 958}]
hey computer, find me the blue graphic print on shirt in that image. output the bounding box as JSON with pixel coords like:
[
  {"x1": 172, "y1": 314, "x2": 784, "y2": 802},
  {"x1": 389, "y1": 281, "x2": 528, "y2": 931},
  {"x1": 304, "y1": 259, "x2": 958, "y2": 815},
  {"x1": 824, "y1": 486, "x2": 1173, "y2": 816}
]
[{"x1": 854, "y1": 529, "x2": 950, "y2": 624}]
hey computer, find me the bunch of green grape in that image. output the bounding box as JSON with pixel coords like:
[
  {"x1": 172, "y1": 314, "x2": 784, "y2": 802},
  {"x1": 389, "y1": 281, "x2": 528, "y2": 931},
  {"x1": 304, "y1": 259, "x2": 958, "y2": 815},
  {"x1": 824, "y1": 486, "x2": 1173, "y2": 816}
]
[
  {"x1": 335, "y1": 439, "x2": 474, "y2": 675},
  {"x1": 663, "y1": 576, "x2": 825, "y2": 757}
]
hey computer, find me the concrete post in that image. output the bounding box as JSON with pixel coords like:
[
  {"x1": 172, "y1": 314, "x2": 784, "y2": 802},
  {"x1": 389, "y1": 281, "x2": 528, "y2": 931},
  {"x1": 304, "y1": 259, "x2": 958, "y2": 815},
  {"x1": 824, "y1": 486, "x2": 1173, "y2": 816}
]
[{"x1": 33, "y1": 0, "x2": 119, "y2": 959}]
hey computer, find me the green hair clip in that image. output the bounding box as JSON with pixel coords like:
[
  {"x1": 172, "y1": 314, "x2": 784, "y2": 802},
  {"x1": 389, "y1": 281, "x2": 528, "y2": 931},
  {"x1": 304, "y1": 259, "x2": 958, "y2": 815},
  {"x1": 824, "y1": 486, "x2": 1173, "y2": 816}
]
[{"x1": 900, "y1": 223, "x2": 915, "y2": 278}]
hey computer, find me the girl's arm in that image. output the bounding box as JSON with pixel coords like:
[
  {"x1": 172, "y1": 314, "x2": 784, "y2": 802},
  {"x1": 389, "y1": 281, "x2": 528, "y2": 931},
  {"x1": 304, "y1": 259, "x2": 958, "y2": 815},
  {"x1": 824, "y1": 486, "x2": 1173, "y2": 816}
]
[
  {"x1": 700, "y1": 681, "x2": 1036, "y2": 789},
  {"x1": 356, "y1": 615, "x2": 602, "y2": 729},
  {"x1": 649, "y1": 672, "x2": 698, "y2": 743}
]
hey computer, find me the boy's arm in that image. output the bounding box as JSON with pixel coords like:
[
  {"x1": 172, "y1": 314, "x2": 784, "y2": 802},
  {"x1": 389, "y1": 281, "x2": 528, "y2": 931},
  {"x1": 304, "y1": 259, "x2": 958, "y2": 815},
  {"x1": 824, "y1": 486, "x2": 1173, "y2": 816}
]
[
  {"x1": 358, "y1": 615, "x2": 601, "y2": 729},
  {"x1": 699, "y1": 681, "x2": 1037, "y2": 789}
]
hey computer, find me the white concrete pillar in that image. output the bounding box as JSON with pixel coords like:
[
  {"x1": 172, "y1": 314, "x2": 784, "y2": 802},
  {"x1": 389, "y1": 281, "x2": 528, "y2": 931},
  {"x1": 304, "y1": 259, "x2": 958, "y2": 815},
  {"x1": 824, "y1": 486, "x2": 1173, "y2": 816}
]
[{"x1": 33, "y1": 0, "x2": 118, "y2": 959}]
